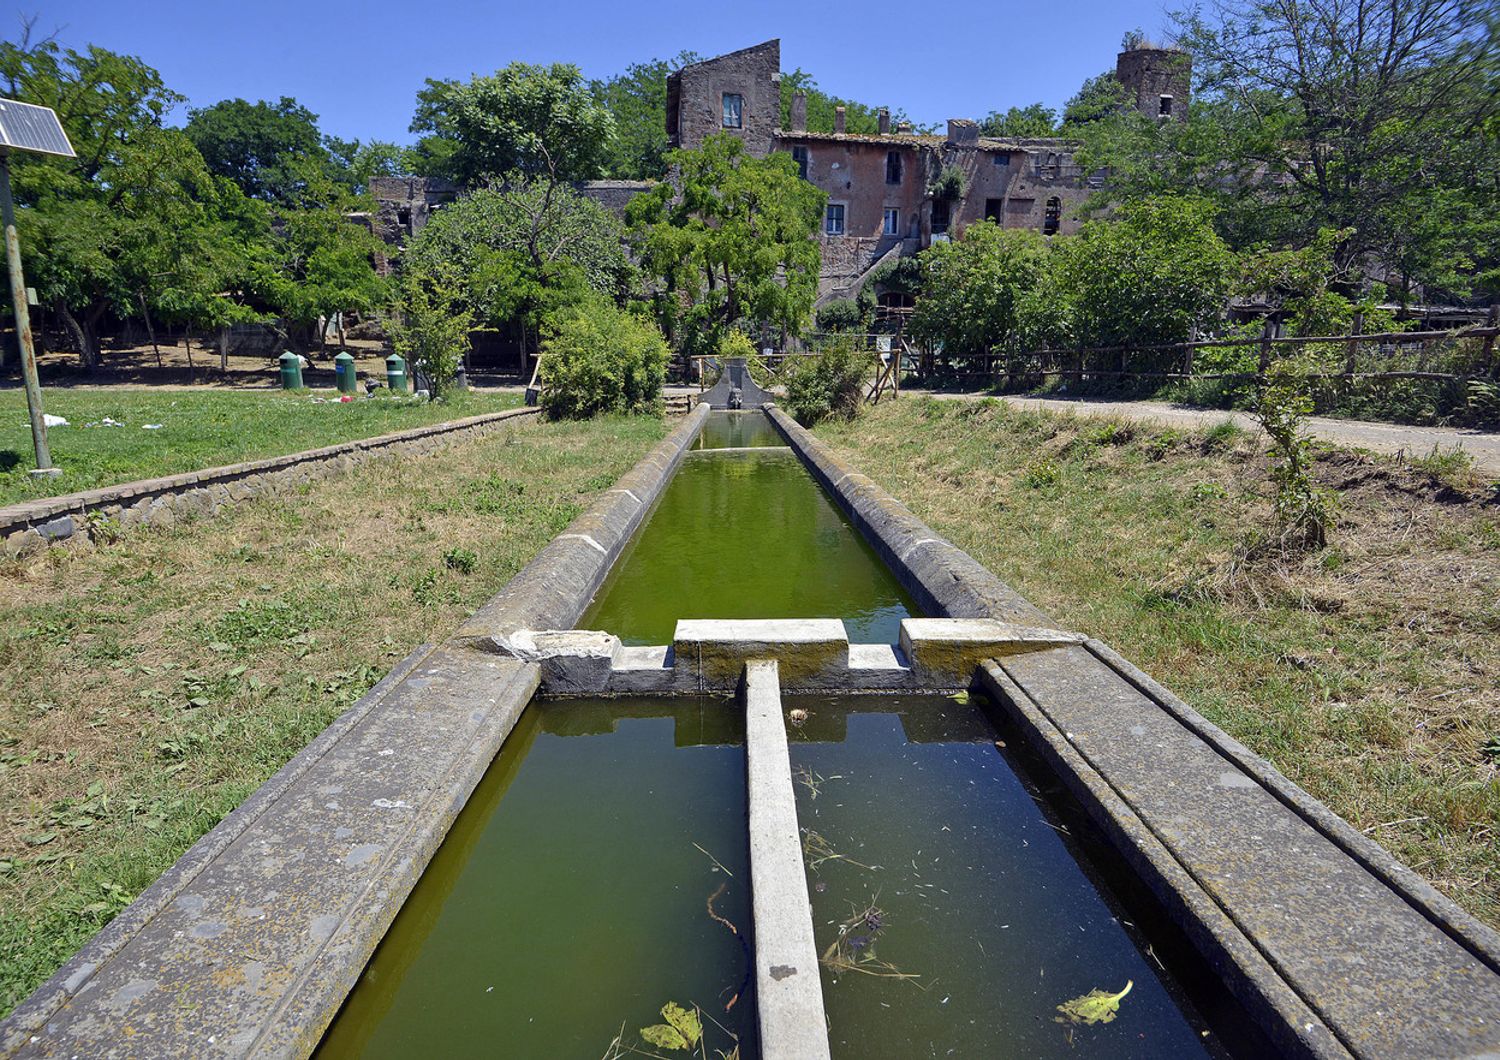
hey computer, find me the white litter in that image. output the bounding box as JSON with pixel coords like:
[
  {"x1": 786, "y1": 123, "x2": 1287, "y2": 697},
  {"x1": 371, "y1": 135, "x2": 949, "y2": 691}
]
[
  {"x1": 83, "y1": 417, "x2": 124, "y2": 428},
  {"x1": 142, "y1": 423, "x2": 164, "y2": 430},
  {"x1": 42, "y1": 414, "x2": 68, "y2": 427}
]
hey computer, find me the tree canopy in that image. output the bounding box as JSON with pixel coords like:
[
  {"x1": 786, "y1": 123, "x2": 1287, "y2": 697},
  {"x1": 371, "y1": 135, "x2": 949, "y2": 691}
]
[
  {"x1": 626, "y1": 133, "x2": 825, "y2": 355},
  {"x1": 978, "y1": 104, "x2": 1058, "y2": 139},
  {"x1": 590, "y1": 52, "x2": 699, "y2": 180},
  {"x1": 410, "y1": 62, "x2": 615, "y2": 185}
]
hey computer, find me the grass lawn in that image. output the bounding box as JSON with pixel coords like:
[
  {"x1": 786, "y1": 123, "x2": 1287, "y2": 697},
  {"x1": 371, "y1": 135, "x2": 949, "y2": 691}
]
[
  {"x1": 0, "y1": 412, "x2": 664, "y2": 1016},
  {"x1": 0, "y1": 387, "x2": 520, "y2": 507},
  {"x1": 818, "y1": 396, "x2": 1500, "y2": 928}
]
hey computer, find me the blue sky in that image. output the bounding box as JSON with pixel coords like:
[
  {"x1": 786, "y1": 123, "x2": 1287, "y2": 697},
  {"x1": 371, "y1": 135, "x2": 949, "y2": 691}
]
[{"x1": 19, "y1": 0, "x2": 1177, "y2": 143}]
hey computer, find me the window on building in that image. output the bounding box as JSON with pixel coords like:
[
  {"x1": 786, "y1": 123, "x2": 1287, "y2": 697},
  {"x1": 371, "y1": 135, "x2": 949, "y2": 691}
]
[
  {"x1": 396, "y1": 206, "x2": 411, "y2": 228},
  {"x1": 1158, "y1": 94, "x2": 1173, "y2": 117},
  {"x1": 722, "y1": 93, "x2": 743, "y2": 128},
  {"x1": 1043, "y1": 196, "x2": 1062, "y2": 236},
  {"x1": 992, "y1": 152, "x2": 1009, "y2": 166},
  {"x1": 984, "y1": 199, "x2": 1003, "y2": 223},
  {"x1": 883, "y1": 208, "x2": 901, "y2": 235},
  {"x1": 885, "y1": 150, "x2": 903, "y2": 184},
  {"x1": 825, "y1": 203, "x2": 846, "y2": 235},
  {"x1": 791, "y1": 145, "x2": 809, "y2": 180},
  {"x1": 931, "y1": 199, "x2": 950, "y2": 235}
]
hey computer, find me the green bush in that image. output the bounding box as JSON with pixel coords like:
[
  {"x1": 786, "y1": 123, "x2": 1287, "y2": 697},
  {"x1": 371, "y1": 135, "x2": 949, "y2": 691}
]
[
  {"x1": 539, "y1": 302, "x2": 670, "y2": 419},
  {"x1": 782, "y1": 338, "x2": 875, "y2": 425},
  {"x1": 815, "y1": 298, "x2": 867, "y2": 332}
]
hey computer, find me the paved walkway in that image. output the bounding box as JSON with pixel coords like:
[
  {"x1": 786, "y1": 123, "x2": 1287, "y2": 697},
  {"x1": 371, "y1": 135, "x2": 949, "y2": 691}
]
[{"x1": 916, "y1": 392, "x2": 1500, "y2": 478}]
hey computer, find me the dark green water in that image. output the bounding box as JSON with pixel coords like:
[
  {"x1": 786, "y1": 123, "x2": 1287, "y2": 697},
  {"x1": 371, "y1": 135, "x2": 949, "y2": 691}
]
[
  {"x1": 692, "y1": 409, "x2": 786, "y2": 449},
  {"x1": 785, "y1": 695, "x2": 1214, "y2": 1060},
  {"x1": 583, "y1": 436, "x2": 917, "y2": 645},
  {"x1": 316, "y1": 699, "x2": 756, "y2": 1060}
]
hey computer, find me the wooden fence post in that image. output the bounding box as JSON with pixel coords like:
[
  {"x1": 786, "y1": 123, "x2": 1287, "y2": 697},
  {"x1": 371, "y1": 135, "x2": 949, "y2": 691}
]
[
  {"x1": 1345, "y1": 310, "x2": 1362, "y2": 377},
  {"x1": 1484, "y1": 304, "x2": 1499, "y2": 378},
  {"x1": 1257, "y1": 318, "x2": 1276, "y2": 376}
]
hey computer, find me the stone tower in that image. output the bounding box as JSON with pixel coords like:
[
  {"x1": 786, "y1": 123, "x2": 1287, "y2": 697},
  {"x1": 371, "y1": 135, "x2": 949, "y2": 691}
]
[{"x1": 1114, "y1": 46, "x2": 1191, "y2": 122}]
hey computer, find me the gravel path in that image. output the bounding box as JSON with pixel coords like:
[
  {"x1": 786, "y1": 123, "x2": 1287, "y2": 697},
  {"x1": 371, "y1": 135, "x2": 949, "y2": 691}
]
[{"x1": 915, "y1": 392, "x2": 1500, "y2": 477}]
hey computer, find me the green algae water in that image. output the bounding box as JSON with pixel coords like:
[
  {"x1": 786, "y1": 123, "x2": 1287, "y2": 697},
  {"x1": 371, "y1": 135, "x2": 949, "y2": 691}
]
[
  {"x1": 584, "y1": 415, "x2": 917, "y2": 645},
  {"x1": 692, "y1": 409, "x2": 785, "y2": 449},
  {"x1": 785, "y1": 695, "x2": 1215, "y2": 1059},
  {"x1": 316, "y1": 698, "x2": 755, "y2": 1060}
]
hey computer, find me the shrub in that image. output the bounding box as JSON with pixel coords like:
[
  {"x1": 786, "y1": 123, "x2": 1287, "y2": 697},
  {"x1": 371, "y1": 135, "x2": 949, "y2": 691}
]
[
  {"x1": 816, "y1": 299, "x2": 867, "y2": 333},
  {"x1": 386, "y1": 266, "x2": 474, "y2": 399},
  {"x1": 1257, "y1": 360, "x2": 1338, "y2": 552},
  {"x1": 782, "y1": 338, "x2": 875, "y2": 425},
  {"x1": 539, "y1": 302, "x2": 670, "y2": 419}
]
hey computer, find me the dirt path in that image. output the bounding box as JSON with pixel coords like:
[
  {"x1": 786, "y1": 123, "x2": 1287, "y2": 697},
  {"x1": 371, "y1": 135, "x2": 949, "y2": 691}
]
[{"x1": 916, "y1": 392, "x2": 1500, "y2": 477}]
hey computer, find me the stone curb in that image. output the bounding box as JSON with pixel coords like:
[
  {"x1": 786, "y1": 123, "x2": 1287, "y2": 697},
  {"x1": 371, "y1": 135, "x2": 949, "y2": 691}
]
[
  {"x1": 1, "y1": 406, "x2": 540, "y2": 556},
  {"x1": 763, "y1": 404, "x2": 1049, "y2": 625}
]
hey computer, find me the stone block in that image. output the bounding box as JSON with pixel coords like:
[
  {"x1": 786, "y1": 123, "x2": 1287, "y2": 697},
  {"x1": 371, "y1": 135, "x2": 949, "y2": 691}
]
[
  {"x1": 899, "y1": 617, "x2": 1083, "y2": 686},
  {"x1": 673, "y1": 618, "x2": 848, "y2": 689}
]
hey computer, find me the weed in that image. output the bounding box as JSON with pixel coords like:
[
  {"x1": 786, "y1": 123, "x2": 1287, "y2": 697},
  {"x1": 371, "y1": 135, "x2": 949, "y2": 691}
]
[
  {"x1": 1412, "y1": 445, "x2": 1477, "y2": 491},
  {"x1": 443, "y1": 546, "x2": 478, "y2": 574},
  {"x1": 1189, "y1": 481, "x2": 1229, "y2": 504},
  {"x1": 1021, "y1": 460, "x2": 1060, "y2": 489},
  {"x1": 1202, "y1": 419, "x2": 1245, "y2": 451},
  {"x1": 1257, "y1": 361, "x2": 1338, "y2": 553}
]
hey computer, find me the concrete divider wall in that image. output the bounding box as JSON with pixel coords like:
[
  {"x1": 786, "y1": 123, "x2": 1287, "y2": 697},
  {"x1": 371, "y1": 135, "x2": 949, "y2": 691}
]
[
  {"x1": 1, "y1": 406, "x2": 541, "y2": 557},
  {"x1": 0, "y1": 404, "x2": 712, "y2": 1059}
]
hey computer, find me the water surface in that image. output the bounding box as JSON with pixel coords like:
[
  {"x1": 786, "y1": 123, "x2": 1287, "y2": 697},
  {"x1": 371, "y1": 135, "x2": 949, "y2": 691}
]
[
  {"x1": 693, "y1": 409, "x2": 786, "y2": 449},
  {"x1": 583, "y1": 444, "x2": 917, "y2": 645},
  {"x1": 317, "y1": 699, "x2": 755, "y2": 1060},
  {"x1": 785, "y1": 695, "x2": 1214, "y2": 1059}
]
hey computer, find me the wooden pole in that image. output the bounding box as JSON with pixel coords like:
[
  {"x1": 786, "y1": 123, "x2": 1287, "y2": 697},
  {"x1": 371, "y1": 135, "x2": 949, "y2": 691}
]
[
  {"x1": 1345, "y1": 310, "x2": 1362, "y2": 377},
  {"x1": 0, "y1": 152, "x2": 56, "y2": 474},
  {"x1": 1484, "y1": 305, "x2": 1499, "y2": 378}
]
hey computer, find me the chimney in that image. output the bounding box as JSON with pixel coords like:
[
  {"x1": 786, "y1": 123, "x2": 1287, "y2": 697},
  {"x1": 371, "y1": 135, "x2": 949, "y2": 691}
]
[
  {"x1": 896, "y1": 120, "x2": 913, "y2": 134},
  {"x1": 834, "y1": 106, "x2": 846, "y2": 134},
  {"x1": 878, "y1": 107, "x2": 890, "y2": 134},
  {"x1": 946, "y1": 118, "x2": 979, "y2": 146},
  {"x1": 790, "y1": 92, "x2": 807, "y2": 132}
]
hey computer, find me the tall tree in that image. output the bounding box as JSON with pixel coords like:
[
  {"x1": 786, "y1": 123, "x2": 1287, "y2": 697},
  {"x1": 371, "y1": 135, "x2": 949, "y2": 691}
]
[
  {"x1": 590, "y1": 52, "x2": 699, "y2": 180},
  {"x1": 1079, "y1": 0, "x2": 1500, "y2": 300},
  {"x1": 978, "y1": 104, "x2": 1058, "y2": 138},
  {"x1": 627, "y1": 133, "x2": 825, "y2": 355},
  {"x1": 409, "y1": 62, "x2": 615, "y2": 186},
  {"x1": 184, "y1": 96, "x2": 326, "y2": 204}
]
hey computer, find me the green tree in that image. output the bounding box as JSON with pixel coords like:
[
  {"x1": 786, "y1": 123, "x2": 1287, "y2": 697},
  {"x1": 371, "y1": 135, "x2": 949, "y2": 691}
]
[
  {"x1": 387, "y1": 264, "x2": 473, "y2": 398},
  {"x1": 1040, "y1": 196, "x2": 1236, "y2": 354},
  {"x1": 590, "y1": 52, "x2": 699, "y2": 180},
  {"x1": 627, "y1": 133, "x2": 825, "y2": 356},
  {"x1": 1060, "y1": 72, "x2": 1130, "y2": 130},
  {"x1": 978, "y1": 104, "x2": 1058, "y2": 138},
  {"x1": 909, "y1": 222, "x2": 1051, "y2": 354},
  {"x1": 778, "y1": 70, "x2": 922, "y2": 134},
  {"x1": 410, "y1": 62, "x2": 615, "y2": 185},
  {"x1": 184, "y1": 96, "x2": 326, "y2": 204},
  {"x1": 1079, "y1": 0, "x2": 1500, "y2": 300},
  {"x1": 400, "y1": 179, "x2": 633, "y2": 356},
  {"x1": 324, "y1": 136, "x2": 410, "y2": 192}
]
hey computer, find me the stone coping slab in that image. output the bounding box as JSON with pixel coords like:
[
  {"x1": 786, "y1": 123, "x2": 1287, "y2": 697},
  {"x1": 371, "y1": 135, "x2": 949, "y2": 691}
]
[
  {"x1": 981, "y1": 647, "x2": 1500, "y2": 1058},
  {"x1": 764, "y1": 404, "x2": 1050, "y2": 626},
  {"x1": 3, "y1": 645, "x2": 541, "y2": 1059},
  {"x1": 0, "y1": 407, "x2": 540, "y2": 548},
  {"x1": 744, "y1": 660, "x2": 832, "y2": 1060}
]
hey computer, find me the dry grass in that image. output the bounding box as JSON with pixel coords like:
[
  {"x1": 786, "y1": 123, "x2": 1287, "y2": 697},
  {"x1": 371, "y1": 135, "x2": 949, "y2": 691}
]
[
  {"x1": 818, "y1": 397, "x2": 1500, "y2": 928},
  {"x1": 0, "y1": 413, "x2": 664, "y2": 1015}
]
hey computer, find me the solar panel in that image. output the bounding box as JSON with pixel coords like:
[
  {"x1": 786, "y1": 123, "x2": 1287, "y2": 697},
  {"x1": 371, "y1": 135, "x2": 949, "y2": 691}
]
[{"x1": 0, "y1": 99, "x2": 74, "y2": 158}]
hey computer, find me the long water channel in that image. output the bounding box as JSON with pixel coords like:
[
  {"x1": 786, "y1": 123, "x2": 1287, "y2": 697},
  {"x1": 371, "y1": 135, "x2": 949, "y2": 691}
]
[{"x1": 319, "y1": 411, "x2": 1231, "y2": 1058}]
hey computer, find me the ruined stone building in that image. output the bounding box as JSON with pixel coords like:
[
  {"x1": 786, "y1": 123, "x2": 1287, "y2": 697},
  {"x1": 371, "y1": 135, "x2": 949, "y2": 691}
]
[
  {"x1": 667, "y1": 39, "x2": 1189, "y2": 304},
  {"x1": 369, "y1": 37, "x2": 1189, "y2": 305}
]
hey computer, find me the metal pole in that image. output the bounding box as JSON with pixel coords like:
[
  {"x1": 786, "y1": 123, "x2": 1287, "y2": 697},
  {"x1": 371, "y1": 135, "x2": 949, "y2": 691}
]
[{"x1": 0, "y1": 151, "x2": 56, "y2": 475}]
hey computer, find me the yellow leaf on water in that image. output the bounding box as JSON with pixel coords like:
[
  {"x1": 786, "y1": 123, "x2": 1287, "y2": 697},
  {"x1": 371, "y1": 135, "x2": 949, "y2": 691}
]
[{"x1": 1054, "y1": 980, "x2": 1133, "y2": 1025}]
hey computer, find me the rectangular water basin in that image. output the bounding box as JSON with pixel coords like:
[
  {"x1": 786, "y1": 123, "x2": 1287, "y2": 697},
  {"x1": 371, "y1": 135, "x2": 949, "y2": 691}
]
[{"x1": 316, "y1": 697, "x2": 755, "y2": 1059}]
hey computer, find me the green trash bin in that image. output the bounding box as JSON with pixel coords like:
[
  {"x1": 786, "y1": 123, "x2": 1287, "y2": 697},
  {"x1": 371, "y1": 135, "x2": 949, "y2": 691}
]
[
  {"x1": 385, "y1": 353, "x2": 408, "y2": 394},
  {"x1": 278, "y1": 351, "x2": 304, "y2": 390},
  {"x1": 334, "y1": 351, "x2": 357, "y2": 396}
]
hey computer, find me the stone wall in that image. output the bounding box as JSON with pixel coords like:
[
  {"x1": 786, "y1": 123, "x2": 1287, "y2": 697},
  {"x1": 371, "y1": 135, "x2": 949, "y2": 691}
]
[
  {"x1": 1115, "y1": 46, "x2": 1192, "y2": 122},
  {"x1": 1, "y1": 407, "x2": 539, "y2": 558},
  {"x1": 668, "y1": 39, "x2": 781, "y2": 157}
]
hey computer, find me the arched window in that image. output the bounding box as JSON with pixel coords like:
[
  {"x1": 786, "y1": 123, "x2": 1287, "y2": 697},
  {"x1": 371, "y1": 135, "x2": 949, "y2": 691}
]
[{"x1": 1043, "y1": 197, "x2": 1061, "y2": 236}]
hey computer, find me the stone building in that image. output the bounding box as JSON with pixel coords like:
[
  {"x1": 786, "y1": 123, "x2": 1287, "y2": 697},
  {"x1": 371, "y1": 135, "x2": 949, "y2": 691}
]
[
  {"x1": 670, "y1": 38, "x2": 1190, "y2": 303},
  {"x1": 369, "y1": 36, "x2": 1190, "y2": 302}
]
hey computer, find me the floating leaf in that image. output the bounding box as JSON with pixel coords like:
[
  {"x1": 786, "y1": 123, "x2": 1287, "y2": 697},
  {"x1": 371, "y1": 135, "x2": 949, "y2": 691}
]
[
  {"x1": 1055, "y1": 980, "x2": 1133, "y2": 1025},
  {"x1": 640, "y1": 1002, "x2": 701, "y2": 1051},
  {"x1": 949, "y1": 690, "x2": 970, "y2": 704}
]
